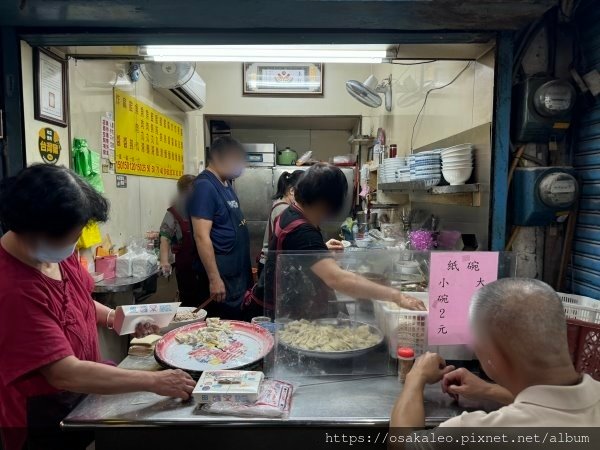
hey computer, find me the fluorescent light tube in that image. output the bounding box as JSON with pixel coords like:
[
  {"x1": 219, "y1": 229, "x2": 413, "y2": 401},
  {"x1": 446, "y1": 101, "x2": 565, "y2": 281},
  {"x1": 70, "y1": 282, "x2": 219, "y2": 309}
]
[{"x1": 142, "y1": 45, "x2": 387, "y2": 63}]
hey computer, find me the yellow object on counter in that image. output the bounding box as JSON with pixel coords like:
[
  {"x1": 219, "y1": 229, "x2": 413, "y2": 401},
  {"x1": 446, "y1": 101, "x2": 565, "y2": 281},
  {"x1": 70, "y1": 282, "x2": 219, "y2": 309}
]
[{"x1": 77, "y1": 222, "x2": 102, "y2": 249}]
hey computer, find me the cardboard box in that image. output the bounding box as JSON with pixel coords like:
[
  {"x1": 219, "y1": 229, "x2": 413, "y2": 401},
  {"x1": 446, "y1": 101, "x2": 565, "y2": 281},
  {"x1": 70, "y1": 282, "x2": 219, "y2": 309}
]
[
  {"x1": 113, "y1": 302, "x2": 180, "y2": 336},
  {"x1": 192, "y1": 370, "x2": 264, "y2": 404}
]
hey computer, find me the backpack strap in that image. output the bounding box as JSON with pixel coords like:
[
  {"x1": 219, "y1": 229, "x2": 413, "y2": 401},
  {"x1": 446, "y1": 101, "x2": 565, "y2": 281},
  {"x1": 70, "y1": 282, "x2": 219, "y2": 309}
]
[
  {"x1": 267, "y1": 201, "x2": 289, "y2": 241},
  {"x1": 244, "y1": 214, "x2": 309, "y2": 311},
  {"x1": 274, "y1": 216, "x2": 309, "y2": 251},
  {"x1": 167, "y1": 206, "x2": 191, "y2": 233}
]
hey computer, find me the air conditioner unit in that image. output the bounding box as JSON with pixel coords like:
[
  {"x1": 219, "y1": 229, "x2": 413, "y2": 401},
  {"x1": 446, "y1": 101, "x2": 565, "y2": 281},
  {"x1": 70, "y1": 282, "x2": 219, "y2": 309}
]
[
  {"x1": 141, "y1": 62, "x2": 206, "y2": 111},
  {"x1": 156, "y1": 71, "x2": 206, "y2": 111}
]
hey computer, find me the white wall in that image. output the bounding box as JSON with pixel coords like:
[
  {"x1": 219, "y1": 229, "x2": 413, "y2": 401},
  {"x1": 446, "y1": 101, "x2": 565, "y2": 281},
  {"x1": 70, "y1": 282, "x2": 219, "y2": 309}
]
[
  {"x1": 190, "y1": 62, "x2": 373, "y2": 162},
  {"x1": 367, "y1": 57, "x2": 495, "y2": 155},
  {"x1": 20, "y1": 42, "x2": 70, "y2": 165},
  {"x1": 192, "y1": 58, "x2": 494, "y2": 163},
  {"x1": 68, "y1": 59, "x2": 191, "y2": 246}
]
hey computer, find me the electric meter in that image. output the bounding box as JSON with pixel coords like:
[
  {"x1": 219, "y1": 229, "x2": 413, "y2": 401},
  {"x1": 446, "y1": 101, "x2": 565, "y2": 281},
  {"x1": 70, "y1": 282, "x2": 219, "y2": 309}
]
[
  {"x1": 538, "y1": 172, "x2": 578, "y2": 208},
  {"x1": 512, "y1": 167, "x2": 579, "y2": 226},
  {"x1": 533, "y1": 80, "x2": 577, "y2": 118}
]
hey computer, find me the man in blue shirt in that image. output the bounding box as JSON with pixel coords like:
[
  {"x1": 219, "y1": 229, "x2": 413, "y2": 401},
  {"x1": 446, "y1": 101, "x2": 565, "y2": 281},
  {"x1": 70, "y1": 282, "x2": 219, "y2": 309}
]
[{"x1": 189, "y1": 137, "x2": 251, "y2": 319}]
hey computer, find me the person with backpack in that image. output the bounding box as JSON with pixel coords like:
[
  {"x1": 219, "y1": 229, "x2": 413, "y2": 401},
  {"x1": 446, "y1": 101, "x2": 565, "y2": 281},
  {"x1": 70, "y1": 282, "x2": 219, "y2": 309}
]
[
  {"x1": 256, "y1": 169, "x2": 304, "y2": 277},
  {"x1": 244, "y1": 163, "x2": 425, "y2": 320}
]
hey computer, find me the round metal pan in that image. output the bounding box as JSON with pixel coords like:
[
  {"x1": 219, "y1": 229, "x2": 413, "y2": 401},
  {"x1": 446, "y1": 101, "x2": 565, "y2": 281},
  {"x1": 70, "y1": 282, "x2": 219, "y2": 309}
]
[{"x1": 278, "y1": 318, "x2": 384, "y2": 360}]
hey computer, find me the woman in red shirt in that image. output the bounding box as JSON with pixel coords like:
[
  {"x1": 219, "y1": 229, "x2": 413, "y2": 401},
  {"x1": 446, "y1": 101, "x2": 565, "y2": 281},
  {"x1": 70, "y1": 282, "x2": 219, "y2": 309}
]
[{"x1": 0, "y1": 165, "x2": 195, "y2": 450}]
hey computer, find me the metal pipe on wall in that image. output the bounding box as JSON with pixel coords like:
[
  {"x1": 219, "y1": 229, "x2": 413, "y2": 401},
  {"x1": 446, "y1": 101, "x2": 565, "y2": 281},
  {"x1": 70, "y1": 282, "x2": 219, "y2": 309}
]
[{"x1": 490, "y1": 31, "x2": 514, "y2": 251}]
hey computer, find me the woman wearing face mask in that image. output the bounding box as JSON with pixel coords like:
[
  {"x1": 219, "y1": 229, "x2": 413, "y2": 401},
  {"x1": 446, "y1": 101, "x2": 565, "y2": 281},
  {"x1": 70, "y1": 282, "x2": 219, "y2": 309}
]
[
  {"x1": 188, "y1": 136, "x2": 252, "y2": 320},
  {"x1": 244, "y1": 163, "x2": 426, "y2": 319},
  {"x1": 256, "y1": 169, "x2": 304, "y2": 277},
  {"x1": 0, "y1": 165, "x2": 195, "y2": 450}
]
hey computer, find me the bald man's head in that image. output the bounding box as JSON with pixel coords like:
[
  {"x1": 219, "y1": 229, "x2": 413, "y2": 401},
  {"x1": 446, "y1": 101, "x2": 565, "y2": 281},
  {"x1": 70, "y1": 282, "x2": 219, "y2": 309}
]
[{"x1": 469, "y1": 278, "x2": 571, "y2": 370}]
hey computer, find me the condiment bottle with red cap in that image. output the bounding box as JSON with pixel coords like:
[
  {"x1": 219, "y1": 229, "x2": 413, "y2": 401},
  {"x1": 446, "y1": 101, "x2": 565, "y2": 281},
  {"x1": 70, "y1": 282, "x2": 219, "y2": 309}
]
[{"x1": 397, "y1": 347, "x2": 415, "y2": 383}]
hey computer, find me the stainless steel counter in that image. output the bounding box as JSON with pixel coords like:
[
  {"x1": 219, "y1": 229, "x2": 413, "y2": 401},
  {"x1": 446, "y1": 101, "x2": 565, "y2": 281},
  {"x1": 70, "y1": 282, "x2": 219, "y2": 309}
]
[
  {"x1": 94, "y1": 271, "x2": 159, "y2": 294},
  {"x1": 63, "y1": 355, "x2": 485, "y2": 429}
]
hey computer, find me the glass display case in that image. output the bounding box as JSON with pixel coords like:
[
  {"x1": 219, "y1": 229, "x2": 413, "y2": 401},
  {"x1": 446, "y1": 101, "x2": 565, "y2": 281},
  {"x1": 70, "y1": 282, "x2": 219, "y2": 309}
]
[{"x1": 264, "y1": 250, "x2": 516, "y2": 379}]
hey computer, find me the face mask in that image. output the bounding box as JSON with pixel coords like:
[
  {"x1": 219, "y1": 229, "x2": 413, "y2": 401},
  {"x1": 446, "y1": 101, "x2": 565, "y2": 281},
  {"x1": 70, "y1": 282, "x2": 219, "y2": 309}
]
[
  {"x1": 229, "y1": 165, "x2": 245, "y2": 179},
  {"x1": 33, "y1": 241, "x2": 77, "y2": 263}
]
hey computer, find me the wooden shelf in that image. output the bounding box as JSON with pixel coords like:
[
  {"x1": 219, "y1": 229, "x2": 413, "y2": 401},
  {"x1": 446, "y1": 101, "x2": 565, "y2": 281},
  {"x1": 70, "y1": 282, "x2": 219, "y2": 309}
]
[
  {"x1": 378, "y1": 182, "x2": 481, "y2": 206},
  {"x1": 379, "y1": 181, "x2": 478, "y2": 192}
]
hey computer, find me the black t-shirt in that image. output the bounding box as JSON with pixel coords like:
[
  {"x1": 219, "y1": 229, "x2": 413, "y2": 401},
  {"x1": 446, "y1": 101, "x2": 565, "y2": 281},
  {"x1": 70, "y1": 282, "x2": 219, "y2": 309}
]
[
  {"x1": 271, "y1": 207, "x2": 328, "y2": 253},
  {"x1": 255, "y1": 206, "x2": 336, "y2": 319}
]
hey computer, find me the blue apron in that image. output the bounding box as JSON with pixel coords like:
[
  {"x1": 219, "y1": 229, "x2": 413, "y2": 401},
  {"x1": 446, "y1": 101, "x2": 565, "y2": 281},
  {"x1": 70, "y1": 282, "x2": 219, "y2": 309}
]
[{"x1": 196, "y1": 171, "x2": 252, "y2": 313}]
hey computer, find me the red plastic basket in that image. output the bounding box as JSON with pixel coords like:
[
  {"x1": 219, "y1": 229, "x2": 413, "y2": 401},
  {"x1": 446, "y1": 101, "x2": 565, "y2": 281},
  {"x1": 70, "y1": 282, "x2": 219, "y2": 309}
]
[{"x1": 566, "y1": 318, "x2": 600, "y2": 381}]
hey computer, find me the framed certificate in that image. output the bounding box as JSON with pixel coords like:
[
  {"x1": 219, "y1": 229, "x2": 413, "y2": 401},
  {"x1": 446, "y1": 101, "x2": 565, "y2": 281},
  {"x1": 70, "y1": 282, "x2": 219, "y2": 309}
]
[
  {"x1": 33, "y1": 48, "x2": 69, "y2": 127},
  {"x1": 243, "y1": 62, "x2": 324, "y2": 97}
]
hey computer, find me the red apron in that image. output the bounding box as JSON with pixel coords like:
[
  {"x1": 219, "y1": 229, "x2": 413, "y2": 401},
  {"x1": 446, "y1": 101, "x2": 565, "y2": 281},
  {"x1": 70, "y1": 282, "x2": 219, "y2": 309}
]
[{"x1": 167, "y1": 206, "x2": 195, "y2": 271}]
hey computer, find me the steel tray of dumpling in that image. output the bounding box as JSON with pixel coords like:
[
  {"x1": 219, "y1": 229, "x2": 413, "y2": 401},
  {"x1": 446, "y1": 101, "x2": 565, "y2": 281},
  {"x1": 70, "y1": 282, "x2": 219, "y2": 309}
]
[
  {"x1": 154, "y1": 319, "x2": 274, "y2": 374},
  {"x1": 278, "y1": 318, "x2": 384, "y2": 360}
]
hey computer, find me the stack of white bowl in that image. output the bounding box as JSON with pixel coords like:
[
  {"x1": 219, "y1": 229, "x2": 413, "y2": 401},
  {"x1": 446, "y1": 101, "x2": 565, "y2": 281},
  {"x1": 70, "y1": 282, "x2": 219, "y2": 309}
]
[
  {"x1": 441, "y1": 144, "x2": 474, "y2": 185},
  {"x1": 409, "y1": 150, "x2": 441, "y2": 186},
  {"x1": 380, "y1": 157, "x2": 408, "y2": 183},
  {"x1": 397, "y1": 160, "x2": 410, "y2": 182}
]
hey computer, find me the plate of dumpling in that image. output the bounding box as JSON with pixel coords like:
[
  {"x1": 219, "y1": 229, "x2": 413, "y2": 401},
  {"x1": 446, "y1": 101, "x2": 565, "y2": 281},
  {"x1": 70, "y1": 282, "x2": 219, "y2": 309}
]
[{"x1": 278, "y1": 318, "x2": 383, "y2": 359}]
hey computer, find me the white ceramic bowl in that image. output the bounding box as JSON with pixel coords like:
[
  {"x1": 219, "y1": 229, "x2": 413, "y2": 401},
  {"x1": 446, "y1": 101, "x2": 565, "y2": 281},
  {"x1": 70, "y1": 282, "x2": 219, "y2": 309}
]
[
  {"x1": 442, "y1": 163, "x2": 472, "y2": 169},
  {"x1": 442, "y1": 154, "x2": 472, "y2": 163},
  {"x1": 414, "y1": 156, "x2": 441, "y2": 163},
  {"x1": 441, "y1": 154, "x2": 472, "y2": 163},
  {"x1": 442, "y1": 163, "x2": 473, "y2": 169},
  {"x1": 443, "y1": 158, "x2": 473, "y2": 165},
  {"x1": 442, "y1": 167, "x2": 473, "y2": 185},
  {"x1": 441, "y1": 149, "x2": 472, "y2": 158},
  {"x1": 442, "y1": 145, "x2": 472, "y2": 153},
  {"x1": 444, "y1": 143, "x2": 473, "y2": 151},
  {"x1": 382, "y1": 237, "x2": 396, "y2": 247},
  {"x1": 395, "y1": 261, "x2": 421, "y2": 274},
  {"x1": 355, "y1": 238, "x2": 372, "y2": 248},
  {"x1": 418, "y1": 150, "x2": 442, "y2": 156},
  {"x1": 415, "y1": 163, "x2": 440, "y2": 170}
]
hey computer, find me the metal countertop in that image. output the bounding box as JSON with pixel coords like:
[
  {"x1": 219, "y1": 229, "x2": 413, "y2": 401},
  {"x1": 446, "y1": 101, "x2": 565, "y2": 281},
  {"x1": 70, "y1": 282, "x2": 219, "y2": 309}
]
[{"x1": 63, "y1": 355, "x2": 486, "y2": 429}]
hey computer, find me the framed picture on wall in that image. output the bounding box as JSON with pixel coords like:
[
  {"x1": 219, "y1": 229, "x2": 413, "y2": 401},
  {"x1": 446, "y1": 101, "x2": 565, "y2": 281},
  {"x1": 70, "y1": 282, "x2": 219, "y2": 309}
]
[
  {"x1": 33, "y1": 48, "x2": 69, "y2": 127},
  {"x1": 243, "y1": 62, "x2": 324, "y2": 97}
]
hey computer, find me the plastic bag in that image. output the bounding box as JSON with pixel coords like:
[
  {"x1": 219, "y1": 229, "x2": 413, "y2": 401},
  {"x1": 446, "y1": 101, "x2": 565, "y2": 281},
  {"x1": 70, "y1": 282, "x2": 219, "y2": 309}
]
[
  {"x1": 72, "y1": 138, "x2": 92, "y2": 177},
  {"x1": 116, "y1": 252, "x2": 134, "y2": 278},
  {"x1": 126, "y1": 237, "x2": 147, "y2": 255},
  {"x1": 77, "y1": 222, "x2": 102, "y2": 249},
  {"x1": 200, "y1": 380, "x2": 295, "y2": 418},
  {"x1": 132, "y1": 252, "x2": 158, "y2": 278},
  {"x1": 95, "y1": 255, "x2": 117, "y2": 280},
  {"x1": 295, "y1": 150, "x2": 313, "y2": 166},
  {"x1": 72, "y1": 138, "x2": 105, "y2": 193}
]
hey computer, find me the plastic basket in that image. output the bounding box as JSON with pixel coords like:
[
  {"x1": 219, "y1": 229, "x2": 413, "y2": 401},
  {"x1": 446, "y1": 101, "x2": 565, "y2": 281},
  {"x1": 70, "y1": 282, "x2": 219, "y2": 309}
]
[
  {"x1": 566, "y1": 319, "x2": 600, "y2": 381},
  {"x1": 383, "y1": 292, "x2": 429, "y2": 358},
  {"x1": 380, "y1": 292, "x2": 474, "y2": 361},
  {"x1": 559, "y1": 292, "x2": 600, "y2": 325},
  {"x1": 373, "y1": 300, "x2": 396, "y2": 334}
]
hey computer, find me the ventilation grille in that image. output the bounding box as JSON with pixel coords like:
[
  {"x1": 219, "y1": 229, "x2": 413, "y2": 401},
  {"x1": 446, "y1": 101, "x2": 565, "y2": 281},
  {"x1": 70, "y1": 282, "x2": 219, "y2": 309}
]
[{"x1": 169, "y1": 86, "x2": 202, "y2": 110}]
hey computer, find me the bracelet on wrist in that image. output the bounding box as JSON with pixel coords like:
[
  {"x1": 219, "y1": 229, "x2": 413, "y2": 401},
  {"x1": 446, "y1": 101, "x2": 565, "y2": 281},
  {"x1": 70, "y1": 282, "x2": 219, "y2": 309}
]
[{"x1": 106, "y1": 309, "x2": 115, "y2": 330}]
